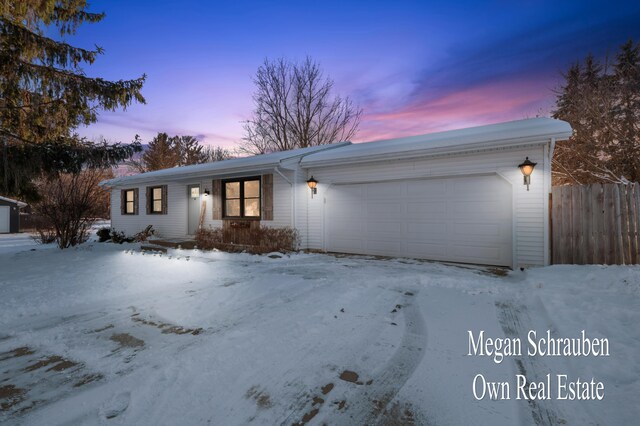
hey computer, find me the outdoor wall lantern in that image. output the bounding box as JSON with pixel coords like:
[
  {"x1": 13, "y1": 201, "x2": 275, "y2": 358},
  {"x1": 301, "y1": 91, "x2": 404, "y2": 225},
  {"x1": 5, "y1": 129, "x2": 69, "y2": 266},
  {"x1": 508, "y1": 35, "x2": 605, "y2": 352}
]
[
  {"x1": 203, "y1": 189, "x2": 210, "y2": 196},
  {"x1": 307, "y1": 176, "x2": 318, "y2": 198},
  {"x1": 518, "y1": 157, "x2": 537, "y2": 191}
]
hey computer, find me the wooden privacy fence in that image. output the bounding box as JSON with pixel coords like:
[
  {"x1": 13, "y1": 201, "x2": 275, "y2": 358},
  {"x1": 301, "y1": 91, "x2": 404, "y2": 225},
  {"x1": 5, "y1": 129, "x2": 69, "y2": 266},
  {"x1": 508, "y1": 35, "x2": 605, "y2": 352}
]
[{"x1": 551, "y1": 183, "x2": 640, "y2": 265}]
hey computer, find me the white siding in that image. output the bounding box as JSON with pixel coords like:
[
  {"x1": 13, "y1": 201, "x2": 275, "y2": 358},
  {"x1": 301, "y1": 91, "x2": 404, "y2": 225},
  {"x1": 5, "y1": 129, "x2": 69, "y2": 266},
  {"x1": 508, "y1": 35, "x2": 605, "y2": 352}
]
[
  {"x1": 270, "y1": 171, "x2": 293, "y2": 228},
  {"x1": 111, "y1": 181, "x2": 188, "y2": 238},
  {"x1": 303, "y1": 144, "x2": 549, "y2": 267},
  {"x1": 111, "y1": 173, "x2": 294, "y2": 237}
]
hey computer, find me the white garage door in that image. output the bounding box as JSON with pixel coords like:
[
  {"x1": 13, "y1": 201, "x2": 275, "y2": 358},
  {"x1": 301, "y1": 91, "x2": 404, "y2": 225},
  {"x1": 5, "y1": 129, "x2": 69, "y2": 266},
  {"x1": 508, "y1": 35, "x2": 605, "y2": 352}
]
[
  {"x1": 326, "y1": 175, "x2": 513, "y2": 266},
  {"x1": 0, "y1": 206, "x2": 10, "y2": 233}
]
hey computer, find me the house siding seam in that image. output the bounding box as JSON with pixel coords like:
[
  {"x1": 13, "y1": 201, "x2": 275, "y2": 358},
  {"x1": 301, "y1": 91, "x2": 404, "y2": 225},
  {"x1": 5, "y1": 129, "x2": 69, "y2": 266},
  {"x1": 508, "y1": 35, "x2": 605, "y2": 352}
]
[{"x1": 303, "y1": 145, "x2": 547, "y2": 267}]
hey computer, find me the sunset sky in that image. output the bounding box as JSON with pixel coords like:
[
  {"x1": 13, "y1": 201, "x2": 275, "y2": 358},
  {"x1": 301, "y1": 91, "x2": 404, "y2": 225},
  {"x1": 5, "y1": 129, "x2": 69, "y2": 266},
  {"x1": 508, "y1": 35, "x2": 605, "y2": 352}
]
[{"x1": 72, "y1": 0, "x2": 640, "y2": 148}]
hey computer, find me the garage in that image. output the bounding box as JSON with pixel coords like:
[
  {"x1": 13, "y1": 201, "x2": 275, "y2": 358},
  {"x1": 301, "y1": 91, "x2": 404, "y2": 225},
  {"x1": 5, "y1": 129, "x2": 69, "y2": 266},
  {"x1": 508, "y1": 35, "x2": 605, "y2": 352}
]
[
  {"x1": 0, "y1": 196, "x2": 27, "y2": 233},
  {"x1": 326, "y1": 174, "x2": 513, "y2": 266}
]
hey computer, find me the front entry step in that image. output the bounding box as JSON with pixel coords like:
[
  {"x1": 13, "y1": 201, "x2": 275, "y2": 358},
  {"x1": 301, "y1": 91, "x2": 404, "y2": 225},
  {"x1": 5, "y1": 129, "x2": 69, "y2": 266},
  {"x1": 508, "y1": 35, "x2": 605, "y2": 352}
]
[
  {"x1": 147, "y1": 239, "x2": 197, "y2": 249},
  {"x1": 140, "y1": 244, "x2": 168, "y2": 253}
]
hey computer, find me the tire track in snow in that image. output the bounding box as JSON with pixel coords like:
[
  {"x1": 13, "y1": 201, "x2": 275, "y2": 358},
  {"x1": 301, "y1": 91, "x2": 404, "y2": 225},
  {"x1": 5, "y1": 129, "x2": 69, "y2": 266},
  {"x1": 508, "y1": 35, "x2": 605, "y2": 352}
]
[
  {"x1": 495, "y1": 299, "x2": 565, "y2": 426},
  {"x1": 303, "y1": 293, "x2": 427, "y2": 426}
]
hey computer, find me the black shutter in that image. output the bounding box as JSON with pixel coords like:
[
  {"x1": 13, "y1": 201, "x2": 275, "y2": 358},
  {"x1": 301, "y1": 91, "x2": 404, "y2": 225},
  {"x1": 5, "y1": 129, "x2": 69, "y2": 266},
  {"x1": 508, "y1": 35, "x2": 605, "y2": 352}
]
[
  {"x1": 133, "y1": 188, "x2": 139, "y2": 215},
  {"x1": 262, "y1": 174, "x2": 273, "y2": 221},
  {"x1": 161, "y1": 185, "x2": 168, "y2": 214},
  {"x1": 146, "y1": 187, "x2": 151, "y2": 214},
  {"x1": 120, "y1": 189, "x2": 126, "y2": 215},
  {"x1": 212, "y1": 179, "x2": 222, "y2": 220}
]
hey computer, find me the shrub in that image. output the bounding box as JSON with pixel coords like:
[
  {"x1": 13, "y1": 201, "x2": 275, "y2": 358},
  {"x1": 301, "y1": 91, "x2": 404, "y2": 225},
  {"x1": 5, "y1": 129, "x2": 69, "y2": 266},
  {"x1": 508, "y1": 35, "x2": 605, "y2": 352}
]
[
  {"x1": 96, "y1": 227, "x2": 111, "y2": 242},
  {"x1": 195, "y1": 227, "x2": 224, "y2": 250},
  {"x1": 258, "y1": 226, "x2": 299, "y2": 252},
  {"x1": 33, "y1": 170, "x2": 105, "y2": 249},
  {"x1": 108, "y1": 226, "x2": 154, "y2": 244},
  {"x1": 32, "y1": 228, "x2": 57, "y2": 245},
  {"x1": 195, "y1": 225, "x2": 299, "y2": 253},
  {"x1": 110, "y1": 230, "x2": 134, "y2": 244},
  {"x1": 133, "y1": 225, "x2": 155, "y2": 242}
]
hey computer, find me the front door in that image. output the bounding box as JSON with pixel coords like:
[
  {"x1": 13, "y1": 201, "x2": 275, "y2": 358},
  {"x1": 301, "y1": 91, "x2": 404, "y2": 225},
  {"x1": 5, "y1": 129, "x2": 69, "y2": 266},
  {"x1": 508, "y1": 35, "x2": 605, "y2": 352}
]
[{"x1": 187, "y1": 184, "x2": 201, "y2": 235}]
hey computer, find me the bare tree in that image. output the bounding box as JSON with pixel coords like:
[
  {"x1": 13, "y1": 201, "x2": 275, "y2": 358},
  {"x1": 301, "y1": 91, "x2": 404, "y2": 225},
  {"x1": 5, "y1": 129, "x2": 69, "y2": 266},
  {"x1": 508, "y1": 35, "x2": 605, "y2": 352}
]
[
  {"x1": 241, "y1": 57, "x2": 362, "y2": 154},
  {"x1": 202, "y1": 145, "x2": 233, "y2": 162},
  {"x1": 34, "y1": 169, "x2": 107, "y2": 248}
]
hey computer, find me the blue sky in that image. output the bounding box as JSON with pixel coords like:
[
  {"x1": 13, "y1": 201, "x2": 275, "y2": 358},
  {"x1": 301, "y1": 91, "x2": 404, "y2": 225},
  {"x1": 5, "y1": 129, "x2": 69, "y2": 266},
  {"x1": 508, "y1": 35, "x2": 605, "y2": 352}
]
[{"x1": 71, "y1": 0, "x2": 640, "y2": 147}]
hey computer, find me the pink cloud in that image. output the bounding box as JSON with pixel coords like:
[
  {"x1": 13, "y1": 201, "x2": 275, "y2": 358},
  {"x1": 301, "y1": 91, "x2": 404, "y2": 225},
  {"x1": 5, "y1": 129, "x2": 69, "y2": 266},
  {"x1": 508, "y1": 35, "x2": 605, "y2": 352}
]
[{"x1": 353, "y1": 75, "x2": 559, "y2": 142}]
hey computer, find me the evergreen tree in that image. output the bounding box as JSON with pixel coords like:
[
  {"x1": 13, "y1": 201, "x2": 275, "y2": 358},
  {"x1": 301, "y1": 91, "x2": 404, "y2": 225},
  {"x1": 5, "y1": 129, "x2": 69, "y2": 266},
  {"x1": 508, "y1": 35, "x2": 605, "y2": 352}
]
[
  {"x1": 134, "y1": 133, "x2": 224, "y2": 172},
  {"x1": 137, "y1": 133, "x2": 179, "y2": 172},
  {"x1": 553, "y1": 40, "x2": 640, "y2": 184},
  {"x1": 175, "y1": 135, "x2": 208, "y2": 166},
  {"x1": 0, "y1": 0, "x2": 145, "y2": 199}
]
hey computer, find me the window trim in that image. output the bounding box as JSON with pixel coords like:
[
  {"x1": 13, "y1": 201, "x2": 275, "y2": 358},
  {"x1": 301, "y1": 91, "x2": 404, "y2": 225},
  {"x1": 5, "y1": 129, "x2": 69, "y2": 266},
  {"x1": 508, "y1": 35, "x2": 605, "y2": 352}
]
[
  {"x1": 222, "y1": 176, "x2": 261, "y2": 219},
  {"x1": 149, "y1": 185, "x2": 164, "y2": 215},
  {"x1": 123, "y1": 189, "x2": 137, "y2": 215}
]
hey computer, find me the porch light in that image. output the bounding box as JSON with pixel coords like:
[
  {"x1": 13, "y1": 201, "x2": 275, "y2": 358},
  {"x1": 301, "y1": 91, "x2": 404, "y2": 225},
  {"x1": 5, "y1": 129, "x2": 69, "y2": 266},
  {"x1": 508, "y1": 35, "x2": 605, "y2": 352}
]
[
  {"x1": 307, "y1": 176, "x2": 318, "y2": 197},
  {"x1": 203, "y1": 189, "x2": 210, "y2": 196},
  {"x1": 518, "y1": 157, "x2": 537, "y2": 191}
]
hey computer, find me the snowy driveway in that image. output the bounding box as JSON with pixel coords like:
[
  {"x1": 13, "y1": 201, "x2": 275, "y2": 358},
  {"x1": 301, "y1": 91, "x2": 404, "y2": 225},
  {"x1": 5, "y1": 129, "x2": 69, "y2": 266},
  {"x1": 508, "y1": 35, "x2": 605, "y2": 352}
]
[{"x1": 0, "y1": 235, "x2": 639, "y2": 425}]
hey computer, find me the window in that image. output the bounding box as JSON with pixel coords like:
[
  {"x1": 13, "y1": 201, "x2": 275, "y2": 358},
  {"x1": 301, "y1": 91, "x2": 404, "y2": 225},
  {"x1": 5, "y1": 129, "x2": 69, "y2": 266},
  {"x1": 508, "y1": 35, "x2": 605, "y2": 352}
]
[
  {"x1": 124, "y1": 190, "x2": 135, "y2": 214},
  {"x1": 223, "y1": 177, "x2": 260, "y2": 218},
  {"x1": 121, "y1": 188, "x2": 138, "y2": 215},
  {"x1": 146, "y1": 185, "x2": 167, "y2": 215}
]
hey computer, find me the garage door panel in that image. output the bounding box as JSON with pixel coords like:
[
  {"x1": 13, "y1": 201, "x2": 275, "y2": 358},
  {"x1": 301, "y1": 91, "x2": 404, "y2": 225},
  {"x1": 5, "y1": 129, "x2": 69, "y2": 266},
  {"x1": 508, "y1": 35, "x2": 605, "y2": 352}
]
[
  {"x1": 365, "y1": 221, "x2": 403, "y2": 234},
  {"x1": 406, "y1": 202, "x2": 447, "y2": 217},
  {"x1": 366, "y1": 182, "x2": 404, "y2": 199},
  {"x1": 364, "y1": 240, "x2": 402, "y2": 256},
  {"x1": 0, "y1": 206, "x2": 10, "y2": 233},
  {"x1": 326, "y1": 175, "x2": 512, "y2": 266},
  {"x1": 366, "y1": 202, "x2": 404, "y2": 217},
  {"x1": 407, "y1": 179, "x2": 447, "y2": 195},
  {"x1": 450, "y1": 244, "x2": 504, "y2": 264},
  {"x1": 405, "y1": 242, "x2": 448, "y2": 259},
  {"x1": 405, "y1": 222, "x2": 448, "y2": 240},
  {"x1": 330, "y1": 238, "x2": 364, "y2": 253},
  {"x1": 453, "y1": 223, "x2": 504, "y2": 238}
]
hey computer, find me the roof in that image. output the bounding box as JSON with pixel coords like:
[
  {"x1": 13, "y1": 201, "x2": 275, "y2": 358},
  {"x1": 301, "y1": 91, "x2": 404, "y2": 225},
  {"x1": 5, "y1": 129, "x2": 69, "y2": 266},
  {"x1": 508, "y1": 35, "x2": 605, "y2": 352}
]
[
  {"x1": 300, "y1": 118, "x2": 572, "y2": 167},
  {"x1": 0, "y1": 195, "x2": 27, "y2": 208},
  {"x1": 100, "y1": 142, "x2": 350, "y2": 188},
  {"x1": 101, "y1": 118, "x2": 572, "y2": 188}
]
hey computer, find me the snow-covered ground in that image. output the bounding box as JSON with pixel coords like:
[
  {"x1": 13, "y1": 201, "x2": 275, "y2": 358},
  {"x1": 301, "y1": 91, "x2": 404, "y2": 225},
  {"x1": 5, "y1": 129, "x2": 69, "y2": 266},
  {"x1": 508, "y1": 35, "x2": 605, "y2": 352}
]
[{"x1": 0, "y1": 233, "x2": 638, "y2": 425}]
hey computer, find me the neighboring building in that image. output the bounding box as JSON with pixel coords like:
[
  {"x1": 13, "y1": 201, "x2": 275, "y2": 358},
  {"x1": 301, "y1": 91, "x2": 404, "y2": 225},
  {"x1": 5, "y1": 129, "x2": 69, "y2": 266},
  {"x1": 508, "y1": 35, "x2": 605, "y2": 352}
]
[
  {"x1": 0, "y1": 196, "x2": 27, "y2": 233},
  {"x1": 100, "y1": 118, "x2": 573, "y2": 268}
]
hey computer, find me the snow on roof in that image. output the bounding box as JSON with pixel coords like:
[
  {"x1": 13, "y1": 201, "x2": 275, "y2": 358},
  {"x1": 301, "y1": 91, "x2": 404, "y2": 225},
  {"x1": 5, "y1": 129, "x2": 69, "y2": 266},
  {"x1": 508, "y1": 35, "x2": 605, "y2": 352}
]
[
  {"x1": 0, "y1": 195, "x2": 27, "y2": 207},
  {"x1": 101, "y1": 142, "x2": 351, "y2": 188},
  {"x1": 300, "y1": 118, "x2": 573, "y2": 167},
  {"x1": 101, "y1": 119, "x2": 572, "y2": 188}
]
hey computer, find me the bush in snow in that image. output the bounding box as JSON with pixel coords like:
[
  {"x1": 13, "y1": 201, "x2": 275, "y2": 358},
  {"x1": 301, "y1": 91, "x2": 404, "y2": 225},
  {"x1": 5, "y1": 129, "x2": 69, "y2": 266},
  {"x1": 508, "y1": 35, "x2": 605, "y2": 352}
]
[
  {"x1": 196, "y1": 225, "x2": 299, "y2": 253},
  {"x1": 96, "y1": 227, "x2": 111, "y2": 242},
  {"x1": 133, "y1": 225, "x2": 155, "y2": 242},
  {"x1": 33, "y1": 170, "x2": 105, "y2": 249},
  {"x1": 32, "y1": 228, "x2": 57, "y2": 245},
  {"x1": 110, "y1": 230, "x2": 134, "y2": 244},
  {"x1": 108, "y1": 225, "x2": 155, "y2": 244},
  {"x1": 195, "y1": 227, "x2": 223, "y2": 250}
]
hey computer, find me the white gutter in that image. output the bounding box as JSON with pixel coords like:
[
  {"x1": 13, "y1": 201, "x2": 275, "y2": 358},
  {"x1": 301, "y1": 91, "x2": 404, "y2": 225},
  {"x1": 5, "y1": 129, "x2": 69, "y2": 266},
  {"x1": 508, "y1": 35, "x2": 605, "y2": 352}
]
[{"x1": 274, "y1": 166, "x2": 291, "y2": 185}]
